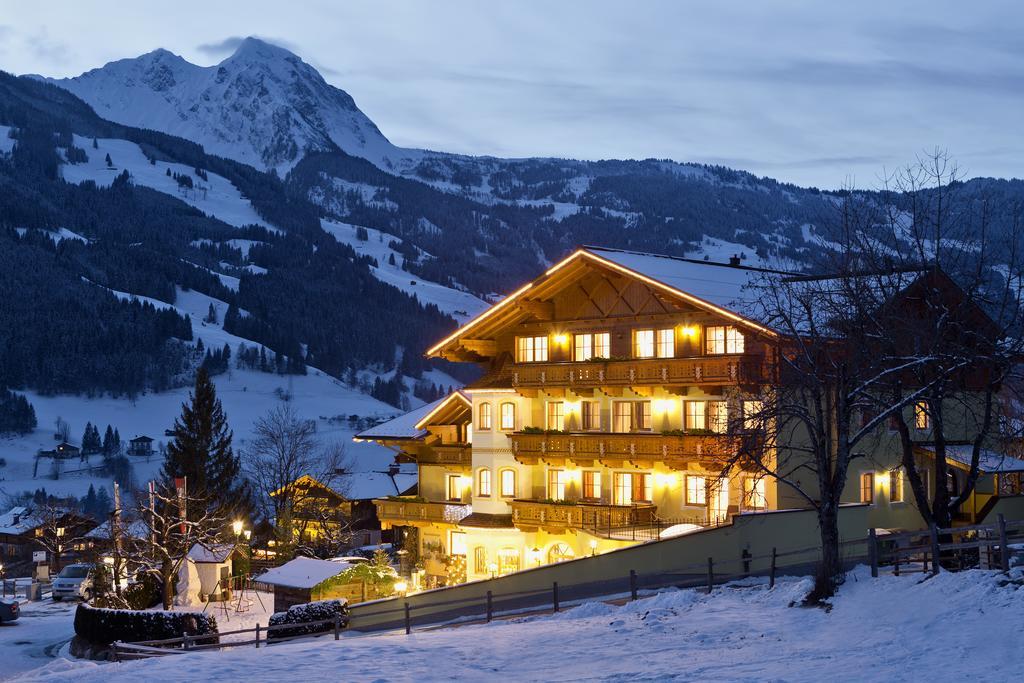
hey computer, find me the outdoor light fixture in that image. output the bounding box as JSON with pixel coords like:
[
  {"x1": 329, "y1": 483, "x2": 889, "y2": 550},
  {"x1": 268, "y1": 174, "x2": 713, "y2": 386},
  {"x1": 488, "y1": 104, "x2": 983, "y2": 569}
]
[
  {"x1": 589, "y1": 539, "x2": 598, "y2": 556},
  {"x1": 488, "y1": 562, "x2": 498, "y2": 578},
  {"x1": 243, "y1": 529, "x2": 252, "y2": 541},
  {"x1": 553, "y1": 333, "x2": 569, "y2": 345},
  {"x1": 394, "y1": 580, "x2": 408, "y2": 596},
  {"x1": 232, "y1": 520, "x2": 243, "y2": 536}
]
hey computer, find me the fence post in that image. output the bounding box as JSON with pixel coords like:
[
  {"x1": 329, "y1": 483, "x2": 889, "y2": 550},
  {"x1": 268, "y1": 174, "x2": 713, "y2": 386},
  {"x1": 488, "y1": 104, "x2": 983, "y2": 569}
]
[
  {"x1": 553, "y1": 582, "x2": 560, "y2": 613},
  {"x1": 111, "y1": 642, "x2": 119, "y2": 663},
  {"x1": 893, "y1": 552, "x2": 900, "y2": 576},
  {"x1": 867, "y1": 528, "x2": 878, "y2": 578},
  {"x1": 629, "y1": 569, "x2": 638, "y2": 601},
  {"x1": 997, "y1": 514, "x2": 1010, "y2": 572},
  {"x1": 706, "y1": 557, "x2": 713, "y2": 595},
  {"x1": 486, "y1": 590, "x2": 493, "y2": 623},
  {"x1": 255, "y1": 623, "x2": 260, "y2": 648},
  {"x1": 930, "y1": 524, "x2": 941, "y2": 575},
  {"x1": 404, "y1": 602, "x2": 411, "y2": 635},
  {"x1": 183, "y1": 634, "x2": 192, "y2": 651},
  {"x1": 741, "y1": 549, "x2": 751, "y2": 578},
  {"x1": 769, "y1": 547, "x2": 777, "y2": 589},
  {"x1": 334, "y1": 615, "x2": 340, "y2": 640}
]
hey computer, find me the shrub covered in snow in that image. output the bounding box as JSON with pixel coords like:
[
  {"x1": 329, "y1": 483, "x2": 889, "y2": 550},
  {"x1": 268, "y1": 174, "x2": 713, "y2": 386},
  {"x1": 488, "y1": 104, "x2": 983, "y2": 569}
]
[
  {"x1": 267, "y1": 599, "x2": 349, "y2": 640},
  {"x1": 74, "y1": 603, "x2": 218, "y2": 646}
]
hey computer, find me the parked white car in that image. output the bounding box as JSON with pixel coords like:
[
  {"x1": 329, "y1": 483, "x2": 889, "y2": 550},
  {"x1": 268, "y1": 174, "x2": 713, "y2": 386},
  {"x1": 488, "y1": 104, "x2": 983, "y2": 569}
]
[{"x1": 51, "y1": 563, "x2": 96, "y2": 601}]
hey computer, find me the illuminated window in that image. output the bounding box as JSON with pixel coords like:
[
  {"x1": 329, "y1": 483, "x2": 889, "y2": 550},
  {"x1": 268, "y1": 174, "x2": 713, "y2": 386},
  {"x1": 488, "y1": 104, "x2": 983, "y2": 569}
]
[
  {"x1": 449, "y1": 530, "x2": 467, "y2": 556},
  {"x1": 705, "y1": 326, "x2": 745, "y2": 355},
  {"x1": 890, "y1": 468, "x2": 904, "y2": 503},
  {"x1": 686, "y1": 475, "x2": 707, "y2": 505},
  {"x1": 743, "y1": 477, "x2": 767, "y2": 509},
  {"x1": 708, "y1": 401, "x2": 729, "y2": 433},
  {"x1": 613, "y1": 472, "x2": 652, "y2": 505},
  {"x1": 474, "y1": 546, "x2": 487, "y2": 574},
  {"x1": 860, "y1": 472, "x2": 875, "y2": 504},
  {"x1": 575, "y1": 332, "x2": 610, "y2": 361},
  {"x1": 613, "y1": 401, "x2": 651, "y2": 432},
  {"x1": 497, "y1": 547, "x2": 520, "y2": 575},
  {"x1": 547, "y1": 401, "x2": 565, "y2": 431},
  {"x1": 685, "y1": 401, "x2": 706, "y2": 431},
  {"x1": 516, "y1": 336, "x2": 549, "y2": 363},
  {"x1": 634, "y1": 329, "x2": 655, "y2": 358},
  {"x1": 547, "y1": 469, "x2": 566, "y2": 501},
  {"x1": 500, "y1": 402, "x2": 516, "y2": 430},
  {"x1": 583, "y1": 471, "x2": 602, "y2": 499},
  {"x1": 446, "y1": 474, "x2": 462, "y2": 501},
  {"x1": 478, "y1": 403, "x2": 492, "y2": 430},
  {"x1": 656, "y1": 328, "x2": 675, "y2": 358},
  {"x1": 478, "y1": 468, "x2": 492, "y2": 497},
  {"x1": 742, "y1": 400, "x2": 764, "y2": 431},
  {"x1": 500, "y1": 469, "x2": 517, "y2": 498},
  {"x1": 581, "y1": 401, "x2": 601, "y2": 430},
  {"x1": 914, "y1": 401, "x2": 930, "y2": 430}
]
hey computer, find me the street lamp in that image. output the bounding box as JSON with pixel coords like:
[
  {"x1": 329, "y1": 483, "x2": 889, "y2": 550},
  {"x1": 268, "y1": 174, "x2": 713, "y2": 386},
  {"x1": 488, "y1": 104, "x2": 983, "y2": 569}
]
[
  {"x1": 589, "y1": 539, "x2": 598, "y2": 556},
  {"x1": 394, "y1": 580, "x2": 408, "y2": 597},
  {"x1": 232, "y1": 520, "x2": 243, "y2": 537}
]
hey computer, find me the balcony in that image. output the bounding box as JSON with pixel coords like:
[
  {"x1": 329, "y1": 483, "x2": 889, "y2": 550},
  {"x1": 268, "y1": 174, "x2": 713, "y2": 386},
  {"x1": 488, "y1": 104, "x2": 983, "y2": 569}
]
[
  {"x1": 373, "y1": 498, "x2": 471, "y2": 528},
  {"x1": 508, "y1": 431, "x2": 758, "y2": 468},
  {"x1": 414, "y1": 444, "x2": 472, "y2": 467},
  {"x1": 509, "y1": 498, "x2": 656, "y2": 533},
  {"x1": 497, "y1": 354, "x2": 767, "y2": 391}
]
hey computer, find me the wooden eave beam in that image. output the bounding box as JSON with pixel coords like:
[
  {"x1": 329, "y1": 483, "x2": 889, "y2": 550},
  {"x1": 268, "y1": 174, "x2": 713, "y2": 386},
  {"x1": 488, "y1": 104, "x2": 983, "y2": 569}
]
[{"x1": 459, "y1": 338, "x2": 497, "y2": 356}]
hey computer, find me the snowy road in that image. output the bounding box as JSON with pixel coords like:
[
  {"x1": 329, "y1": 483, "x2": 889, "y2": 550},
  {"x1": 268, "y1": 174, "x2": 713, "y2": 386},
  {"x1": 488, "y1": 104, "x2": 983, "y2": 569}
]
[
  {"x1": 0, "y1": 598, "x2": 77, "y2": 680},
  {"x1": 10, "y1": 567, "x2": 1024, "y2": 682}
]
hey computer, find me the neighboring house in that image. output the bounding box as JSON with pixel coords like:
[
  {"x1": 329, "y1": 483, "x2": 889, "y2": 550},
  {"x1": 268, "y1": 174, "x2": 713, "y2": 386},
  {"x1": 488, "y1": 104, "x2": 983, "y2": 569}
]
[
  {"x1": 187, "y1": 543, "x2": 244, "y2": 600},
  {"x1": 127, "y1": 435, "x2": 154, "y2": 456},
  {"x1": 37, "y1": 442, "x2": 81, "y2": 460},
  {"x1": 0, "y1": 506, "x2": 97, "y2": 566},
  {"x1": 356, "y1": 246, "x2": 1024, "y2": 587}
]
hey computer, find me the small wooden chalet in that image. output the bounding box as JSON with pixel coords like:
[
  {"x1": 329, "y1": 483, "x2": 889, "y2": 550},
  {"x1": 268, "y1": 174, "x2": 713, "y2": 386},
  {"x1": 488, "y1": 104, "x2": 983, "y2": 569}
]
[{"x1": 259, "y1": 556, "x2": 353, "y2": 612}]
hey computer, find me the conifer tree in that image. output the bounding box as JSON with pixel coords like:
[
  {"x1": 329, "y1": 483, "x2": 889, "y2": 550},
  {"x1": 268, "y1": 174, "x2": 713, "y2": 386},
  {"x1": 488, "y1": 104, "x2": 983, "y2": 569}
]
[{"x1": 162, "y1": 368, "x2": 241, "y2": 516}]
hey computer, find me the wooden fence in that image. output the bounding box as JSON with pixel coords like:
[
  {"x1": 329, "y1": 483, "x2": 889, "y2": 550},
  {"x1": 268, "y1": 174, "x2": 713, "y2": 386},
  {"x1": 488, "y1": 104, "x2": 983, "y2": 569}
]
[{"x1": 867, "y1": 514, "x2": 1022, "y2": 576}]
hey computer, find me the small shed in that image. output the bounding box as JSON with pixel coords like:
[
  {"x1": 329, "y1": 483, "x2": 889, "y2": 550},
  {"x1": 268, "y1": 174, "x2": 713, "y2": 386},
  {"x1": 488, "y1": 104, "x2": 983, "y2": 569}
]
[
  {"x1": 187, "y1": 543, "x2": 243, "y2": 600},
  {"x1": 259, "y1": 556, "x2": 353, "y2": 613}
]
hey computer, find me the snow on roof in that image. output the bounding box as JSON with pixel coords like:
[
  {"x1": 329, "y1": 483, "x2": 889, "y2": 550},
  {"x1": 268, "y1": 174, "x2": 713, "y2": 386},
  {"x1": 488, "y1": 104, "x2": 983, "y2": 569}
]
[
  {"x1": 929, "y1": 445, "x2": 1024, "y2": 473},
  {"x1": 340, "y1": 470, "x2": 417, "y2": 500},
  {"x1": 0, "y1": 506, "x2": 32, "y2": 535},
  {"x1": 355, "y1": 395, "x2": 449, "y2": 441},
  {"x1": 188, "y1": 543, "x2": 239, "y2": 563},
  {"x1": 258, "y1": 556, "x2": 351, "y2": 589},
  {"x1": 583, "y1": 246, "x2": 791, "y2": 329},
  {"x1": 84, "y1": 519, "x2": 149, "y2": 540}
]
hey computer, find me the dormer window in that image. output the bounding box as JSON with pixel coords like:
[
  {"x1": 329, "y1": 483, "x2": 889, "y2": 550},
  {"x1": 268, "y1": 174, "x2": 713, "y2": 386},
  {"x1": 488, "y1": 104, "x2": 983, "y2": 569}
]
[{"x1": 516, "y1": 336, "x2": 549, "y2": 362}]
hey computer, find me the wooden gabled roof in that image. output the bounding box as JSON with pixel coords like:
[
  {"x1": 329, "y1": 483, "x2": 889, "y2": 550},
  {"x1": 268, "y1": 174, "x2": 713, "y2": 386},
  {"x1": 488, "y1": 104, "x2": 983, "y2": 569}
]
[{"x1": 427, "y1": 246, "x2": 788, "y2": 361}]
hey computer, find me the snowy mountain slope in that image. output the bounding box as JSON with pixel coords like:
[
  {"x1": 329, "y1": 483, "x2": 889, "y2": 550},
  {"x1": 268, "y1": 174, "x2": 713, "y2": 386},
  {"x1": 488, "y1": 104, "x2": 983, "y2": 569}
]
[
  {"x1": 47, "y1": 38, "x2": 421, "y2": 174},
  {"x1": 60, "y1": 134, "x2": 277, "y2": 231},
  {"x1": 0, "y1": 124, "x2": 14, "y2": 154},
  {"x1": 320, "y1": 219, "x2": 488, "y2": 323}
]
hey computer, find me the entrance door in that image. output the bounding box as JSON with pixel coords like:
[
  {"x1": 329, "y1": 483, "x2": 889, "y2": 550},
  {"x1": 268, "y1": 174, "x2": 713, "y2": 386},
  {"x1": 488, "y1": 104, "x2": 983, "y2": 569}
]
[{"x1": 709, "y1": 478, "x2": 729, "y2": 524}]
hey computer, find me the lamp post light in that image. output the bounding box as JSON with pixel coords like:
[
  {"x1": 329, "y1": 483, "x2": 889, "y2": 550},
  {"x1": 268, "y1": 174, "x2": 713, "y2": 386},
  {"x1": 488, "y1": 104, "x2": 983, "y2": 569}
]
[
  {"x1": 232, "y1": 520, "x2": 243, "y2": 537},
  {"x1": 589, "y1": 539, "x2": 598, "y2": 556},
  {"x1": 394, "y1": 580, "x2": 408, "y2": 597}
]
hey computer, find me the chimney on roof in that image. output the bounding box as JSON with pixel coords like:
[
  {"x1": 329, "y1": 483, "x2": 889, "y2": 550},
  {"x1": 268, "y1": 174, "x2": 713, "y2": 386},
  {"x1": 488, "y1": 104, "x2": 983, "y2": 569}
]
[{"x1": 729, "y1": 254, "x2": 741, "y2": 266}]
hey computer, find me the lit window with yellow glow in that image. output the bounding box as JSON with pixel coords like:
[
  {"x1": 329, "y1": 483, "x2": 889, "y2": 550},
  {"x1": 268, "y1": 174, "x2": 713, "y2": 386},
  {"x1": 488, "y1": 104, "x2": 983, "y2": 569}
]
[
  {"x1": 500, "y1": 468, "x2": 517, "y2": 498},
  {"x1": 656, "y1": 328, "x2": 675, "y2": 358},
  {"x1": 497, "y1": 547, "x2": 520, "y2": 575},
  {"x1": 500, "y1": 402, "x2": 516, "y2": 431},
  {"x1": 860, "y1": 472, "x2": 875, "y2": 504},
  {"x1": 516, "y1": 335, "x2": 549, "y2": 363},
  {"x1": 743, "y1": 477, "x2": 767, "y2": 509},
  {"x1": 686, "y1": 475, "x2": 707, "y2": 505},
  {"x1": 705, "y1": 325, "x2": 745, "y2": 355},
  {"x1": 547, "y1": 401, "x2": 565, "y2": 431},
  {"x1": 613, "y1": 401, "x2": 651, "y2": 432},
  {"x1": 477, "y1": 468, "x2": 492, "y2": 497},
  {"x1": 708, "y1": 401, "x2": 729, "y2": 433},
  {"x1": 581, "y1": 401, "x2": 601, "y2": 430},
  {"x1": 547, "y1": 469, "x2": 567, "y2": 500},
  {"x1": 634, "y1": 329, "x2": 655, "y2": 358},
  {"x1": 446, "y1": 474, "x2": 462, "y2": 501},
  {"x1": 449, "y1": 530, "x2": 467, "y2": 556},
  {"x1": 474, "y1": 546, "x2": 487, "y2": 573},
  {"x1": 574, "y1": 332, "x2": 610, "y2": 361},
  {"x1": 742, "y1": 400, "x2": 764, "y2": 431},
  {"x1": 583, "y1": 470, "x2": 602, "y2": 499},
  {"x1": 613, "y1": 472, "x2": 652, "y2": 504},
  {"x1": 685, "y1": 401, "x2": 706, "y2": 431},
  {"x1": 914, "y1": 401, "x2": 930, "y2": 430},
  {"x1": 478, "y1": 402, "x2": 492, "y2": 430},
  {"x1": 890, "y1": 468, "x2": 904, "y2": 503}
]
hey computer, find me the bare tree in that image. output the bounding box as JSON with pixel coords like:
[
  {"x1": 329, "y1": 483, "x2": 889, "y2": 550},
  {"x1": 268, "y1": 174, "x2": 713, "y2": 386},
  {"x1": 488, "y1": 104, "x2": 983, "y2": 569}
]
[
  {"x1": 31, "y1": 503, "x2": 84, "y2": 575},
  {"x1": 243, "y1": 406, "x2": 350, "y2": 557}
]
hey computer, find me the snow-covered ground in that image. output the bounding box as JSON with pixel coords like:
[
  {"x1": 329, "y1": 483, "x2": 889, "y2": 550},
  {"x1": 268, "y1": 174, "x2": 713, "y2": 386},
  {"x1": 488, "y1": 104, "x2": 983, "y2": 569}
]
[
  {"x1": 9, "y1": 567, "x2": 1024, "y2": 681},
  {"x1": 0, "y1": 281, "x2": 406, "y2": 503},
  {"x1": 60, "y1": 134, "x2": 277, "y2": 232},
  {"x1": 320, "y1": 219, "x2": 488, "y2": 323}
]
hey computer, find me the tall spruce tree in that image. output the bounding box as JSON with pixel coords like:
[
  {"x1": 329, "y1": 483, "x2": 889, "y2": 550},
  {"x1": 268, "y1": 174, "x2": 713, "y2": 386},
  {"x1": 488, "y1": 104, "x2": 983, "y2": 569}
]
[{"x1": 162, "y1": 368, "x2": 241, "y2": 514}]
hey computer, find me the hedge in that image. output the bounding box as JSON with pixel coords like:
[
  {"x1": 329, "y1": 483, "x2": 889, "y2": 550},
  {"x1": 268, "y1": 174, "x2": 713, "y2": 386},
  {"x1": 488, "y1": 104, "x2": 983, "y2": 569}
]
[
  {"x1": 74, "y1": 603, "x2": 219, "y2": 646},
  {"x1": 268, "y1": 599, "x2": 349, "y2": 640}
]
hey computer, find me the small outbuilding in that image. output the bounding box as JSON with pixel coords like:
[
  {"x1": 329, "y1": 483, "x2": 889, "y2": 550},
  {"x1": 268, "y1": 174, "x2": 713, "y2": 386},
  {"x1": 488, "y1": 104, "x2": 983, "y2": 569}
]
[
  {"x1": 187, "y1": 543, "x2": 244, "y2": 601},
  {"x1": 259, "y1": 556, "x2": 354, "y2": 613}
]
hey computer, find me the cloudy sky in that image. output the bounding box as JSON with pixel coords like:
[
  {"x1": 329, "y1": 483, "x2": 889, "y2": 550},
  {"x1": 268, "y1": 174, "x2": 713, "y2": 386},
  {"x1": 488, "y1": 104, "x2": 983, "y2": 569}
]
[{"x1": 1, "y1": 1, "x2": 1020, "y2": 187}]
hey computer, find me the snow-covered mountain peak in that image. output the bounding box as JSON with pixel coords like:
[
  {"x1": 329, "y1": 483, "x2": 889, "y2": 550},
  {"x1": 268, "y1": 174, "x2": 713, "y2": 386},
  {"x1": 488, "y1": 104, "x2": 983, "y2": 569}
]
[{"x1": 46, "y1": 38, "x2": 422, "y2": 173}]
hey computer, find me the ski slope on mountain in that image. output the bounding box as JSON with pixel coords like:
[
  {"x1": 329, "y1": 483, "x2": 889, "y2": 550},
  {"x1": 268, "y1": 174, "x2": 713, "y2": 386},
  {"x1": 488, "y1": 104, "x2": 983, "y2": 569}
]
[
  {"x1": 60, "y1": 134, "x2": 276, "y2": 231},
  {"x1": 48, "y1": 39, "x2": 422, "y2": 174},
  {"x1": 321, "y1": 219, "x2": 488, "y2": 323}
]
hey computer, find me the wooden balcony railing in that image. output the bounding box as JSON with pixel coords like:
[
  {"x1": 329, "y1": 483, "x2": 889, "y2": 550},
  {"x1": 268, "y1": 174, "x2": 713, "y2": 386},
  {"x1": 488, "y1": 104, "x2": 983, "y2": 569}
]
[
  {"x1": 508, "y1": 431, "x2": 759, "y2": 466},
  {"x1": 415, "y1": 444, "x2": 472, "y2": 466},
  {"x1": 373, "y1": 498, "x2": 471, "y2": 526},
  {"x1": 495, "y1": 354, "x2": 767, "y2": 390},
  {"x1": 509, "y1": 499, "x2": 656, "y2": 532}
]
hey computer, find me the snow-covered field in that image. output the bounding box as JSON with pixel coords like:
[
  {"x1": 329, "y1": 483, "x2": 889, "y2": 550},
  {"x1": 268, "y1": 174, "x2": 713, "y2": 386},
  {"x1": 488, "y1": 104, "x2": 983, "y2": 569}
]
[
  {"x1": 60, "y1": 135, "x2": 276, "y2": 231},
  {"x1": 8, "y1": 567, "x2": 1023, "y2": 682}
]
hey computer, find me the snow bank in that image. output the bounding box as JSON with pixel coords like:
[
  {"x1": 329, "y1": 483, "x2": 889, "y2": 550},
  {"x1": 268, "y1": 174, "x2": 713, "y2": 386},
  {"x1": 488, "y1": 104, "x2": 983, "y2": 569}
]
[{"x1": 16, "y1": 568, "x2": 1024, "y2": 681}]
